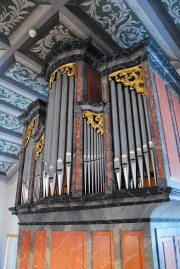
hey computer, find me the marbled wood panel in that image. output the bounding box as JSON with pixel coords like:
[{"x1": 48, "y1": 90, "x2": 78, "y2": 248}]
[
  {"x1": 76, "y1": 64, "x2": 82, "y2": 103},
  {"x1": 18, "y1": 222, "x2": 153, "y2": 269},
  {"x1": 92, "y1": 231, "x2": 114, "y2": 269},
  {"x1": 101, "y1": 77, "x2": 109, "y2": 103},
  {"x1": 170, "y1": 92, "x2": 180, "y2": 139},
  {"x1": 19, "y1": 230, "x2": 31, "y2": 269},
  {"x1": 154, "y1": 74, "x2": 180, "y2": 182},
  {"x1": 143, "y1": 67, "x2": 165, "y2": 180},
  {"x1": 161, "y1": 237, "x2": 177, "y2": 269},
  {"x1": 50, "y1": 231, "x2": 86, "y2": 269},
  {"x1": 86, "y1": 69, "x2": 102, "y2": 103},
  {"x1": 32, "y1": 231, "x2": 47, "y2": 269},
  {"x1": 121, "y1": 231, "x2": 145, "y2": 269}
]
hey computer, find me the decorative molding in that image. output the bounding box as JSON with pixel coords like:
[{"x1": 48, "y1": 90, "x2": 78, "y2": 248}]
[
  {"x1": 31, "y1": 24, "x2": 79, "y2": 60},
  {"x1": 108, "y1": 64, "x2": 146, "y2": 95},
  {"x1": 35, "y1": 132, "x2": 44, "y2": 161},
  {"x1": 25, "y1": 117, "x2": 36, "y2": 147},
  {"x1": 83, "y1": 111, "x2": 103, "y2": 135},
  {"x1": 49, "y1": 63, "x2": 76, "y2": 89}
]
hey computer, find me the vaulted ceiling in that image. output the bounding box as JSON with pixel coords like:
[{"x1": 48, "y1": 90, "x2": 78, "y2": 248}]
[{"x1": 0, "y1": 0, "x2": 179, "y2": 181}]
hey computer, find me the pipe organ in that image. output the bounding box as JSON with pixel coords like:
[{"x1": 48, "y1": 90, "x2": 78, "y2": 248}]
[{"x1": 16, "y1": 41, "x2": 159, "y2": 207}]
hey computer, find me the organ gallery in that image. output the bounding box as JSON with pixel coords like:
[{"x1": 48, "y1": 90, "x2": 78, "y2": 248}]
[{"x1": 10, "y1": 38, "x2": 180, "y2": 268}]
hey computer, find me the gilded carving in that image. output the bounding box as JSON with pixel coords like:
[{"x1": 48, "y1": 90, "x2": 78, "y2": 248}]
[
  {"x1": 108, "y1": 64, "x2": 145, "y2": 95},
  {"x1": 35, "y1": 133, "x2": 44, "y2": 161},
  {"x1": 49, "y1": 63, "x2": 76, "y2": 89},
  {"x1": 83, "y1": 111, "x2": 103, "y2": 135},
  {"x1": 25, "y1": 117, "x2": 36, "y2": 147}
]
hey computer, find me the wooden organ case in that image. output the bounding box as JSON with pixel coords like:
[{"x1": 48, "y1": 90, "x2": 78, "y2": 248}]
[{"x1": 12, "y1": 39, "x2": 174, "y2": 269}]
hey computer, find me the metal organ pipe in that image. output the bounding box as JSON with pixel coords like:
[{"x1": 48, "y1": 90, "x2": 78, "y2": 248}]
[
  {"x1": 117, "y1": 83, "x2": 129, "y2": 189},
  {"x1": 65, "y1": 75, "x2": 74, "y2": 195},
  {"x1": 109, "y1": 80, "x2": 122, "y2": 190},
  {"x1": 49, "y1": 72, "x2": 62, "y2": 195},
  {"x1": 57, "y1": 74, "x2": 68, "y2": 195},
  {"x1": 131, "y1": 90, "x2": 144, "y2": 187},
  {"x1": 124, "y1": 87, "x2": 137, "y2": 188}
]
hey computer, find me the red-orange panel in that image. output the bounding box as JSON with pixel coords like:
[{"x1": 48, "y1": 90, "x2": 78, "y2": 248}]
[
  {"x1": 121, "y1": 231, "x2": 145, "y2": 269},
  {"x1": 92, "y1": 231, "x2": 114, "y2": 269},
  {"x1": 50, "y1": 231, "x2": 86, "y2": 269},
  {"x1": 162, "y1": 237, "x2": 177, "y2": 269},
  {"x1": 32, "y1": 231, "x2": 47, "y2": 269},
  {"x1": 170, "y1": 92, "x2": 180, "y2": 140},
  {"x1": 154, "y1": 74, "x2": 180, "y2": 182},
  {"x1": 19, "y1": 230, "x2": 31, "y2": 269}
]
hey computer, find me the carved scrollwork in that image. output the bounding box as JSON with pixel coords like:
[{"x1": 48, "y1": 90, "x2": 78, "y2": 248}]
[
  {"x1": 25, "y1": 117, "x2": 36, "y2": 147},
  {"x1": 108, "y1": 64, "x2": 145, "y2": 95},
  {"x1": 35, "y1": 133, "x2": 44, "y2": 161},
  {"x1": 83, "y1": 111, "x2": 103, "y2": 135},
  {"x1": 49, "y1": 63, "x2": 76, "y2": 89}
]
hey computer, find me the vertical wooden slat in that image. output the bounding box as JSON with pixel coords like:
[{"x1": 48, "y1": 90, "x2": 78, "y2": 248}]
[
  {"x1": 92, "y1": 231, "x2": 114, "y2": 269},
  {"x1": 32, "y1": 231, "x2": 47, "y2": 269},
  {"x1": 121, "y1": 231, "x2": 145, "y2": 269},
  {"x1": 19, "y1": 230, "x2": 31, "y2": 269}
]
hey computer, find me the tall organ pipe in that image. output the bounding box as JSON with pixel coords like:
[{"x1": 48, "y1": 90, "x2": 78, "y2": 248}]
[
  {"x1": 49, "y1": 72, "x2": 62, "y2": 195},
  {"x1": 110, "y1": 80, "x2": 122, "y2": 190},
  {"x1": 117, "y1": 83, "x2": 129, "y2": 188},
  {"x1": 124, "y1": 87, "x2": 136, "y2": 188},
  {"x1": 83, "y1": 119, "x2": 88, "y2": 194},
  {"x1": 43, "y1": 81, "x2": 56, "y2": 197},
  {"x1": 90, "y1": 126, "x2": 94, "y2": 193},
  {"x1": 137, "y1": 94, "x2": 151, "y2": 186},
  {"x1": 57, "y1": 74, "x2": 68, "y2": 195},
  {"x1": 131, "y1": 90, "x2": 144, "y2": 187},
  {"x1": 66, "y1": 75, "x2": 74, "y2": 195}
]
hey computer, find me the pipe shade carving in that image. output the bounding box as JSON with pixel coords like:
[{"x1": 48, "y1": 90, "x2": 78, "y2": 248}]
[
  {"x1": 24, "y1": 117, "x2": 36, "y2": 147},
  {"x1": 35, "y1": 133, "x2": 44, "y2": 161},
  {"x1": 49, "y1": 63, "x2": 76, "y2": 90},
  {"x1": 83, "y1": 111, "x2": 103, "y2": 135},
  {"x1": 108, "y1": 65, "x2": 145, "y2": 96}
]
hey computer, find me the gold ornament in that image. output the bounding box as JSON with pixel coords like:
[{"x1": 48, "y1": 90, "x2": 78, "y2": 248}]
[
  {"x1": 83, "y1": 111, "x2": 103, "y2": 135},
  {"x1": 108, "y1": 64, "x2": 145, "y2": 95},
  {"x1": 35, "y1": 133, "x2": 44, "y2": 161},
  {"x1": 25, "y1": 117, "x2": 36, "y2": 147},
  {"x1": 49, "y1": 63, "x2": 76, "y2": 89}
]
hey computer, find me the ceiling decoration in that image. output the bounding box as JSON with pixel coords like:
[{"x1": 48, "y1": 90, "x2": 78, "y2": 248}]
[
  {"x1": 0, "y1": 0, "x2": 36, "y2": 37},
  {"x1": 0, "y1": 85, "x2": 31, "y2": 110},
  {"x1": 161, "y1": 0, "x2": 180, "y2": 29},
  {"x1": 4, "y1": 62, "x2": 48, "y2": 96},
  {"x1": 0, "y1": 161, "x2": 12, "y2": 173},
  {"x1": 0, "y1": 112, "x2": 23, "y2": 133},
  {"x1": 0, "y1": 139, "x2": 21, "y2": 156},
  {"x1": 0, "y1": 0, "x2": 179, "y2": 180},
  {"x1": 30, "y1": 23, "x2": 79, "y2": 60},
  {"x1": 80, "y1": 0, "x2": 148, "y2": 48}
]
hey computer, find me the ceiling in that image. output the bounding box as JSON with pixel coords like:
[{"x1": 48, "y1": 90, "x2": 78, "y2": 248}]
[{"x1": 0, "y1": 0, "x2": 179, "y2": 181}]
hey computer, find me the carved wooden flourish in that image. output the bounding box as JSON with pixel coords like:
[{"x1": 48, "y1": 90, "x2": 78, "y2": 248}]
[
  {"x1": 35, "y1": 133, "x2": 44, "y2": 161},
  {"x1": 83, "y1": 111, "x2": 103, "y2": 135},
  {"x1": 108, "y1": 64, "x2": 145, "y2": 95},
  {"x1": 25, "y1": 117, "x2": 36, "y2": 147},
  {"x1": 49, "y1": 63, "x2": 76, "y2": 89}
]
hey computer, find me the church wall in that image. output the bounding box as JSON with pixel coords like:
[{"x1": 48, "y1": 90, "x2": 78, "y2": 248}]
[{"x1": 0, "y1": 173, "x2": 19, "y2": 269}]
